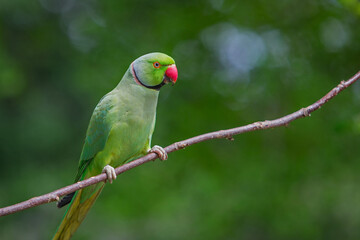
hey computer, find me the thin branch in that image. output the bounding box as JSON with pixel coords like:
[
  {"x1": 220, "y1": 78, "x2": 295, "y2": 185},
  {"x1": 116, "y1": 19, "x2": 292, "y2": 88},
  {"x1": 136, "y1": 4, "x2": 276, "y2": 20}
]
[{"x1": 1, "y1": 71, "x2": 360, "y2": 217}]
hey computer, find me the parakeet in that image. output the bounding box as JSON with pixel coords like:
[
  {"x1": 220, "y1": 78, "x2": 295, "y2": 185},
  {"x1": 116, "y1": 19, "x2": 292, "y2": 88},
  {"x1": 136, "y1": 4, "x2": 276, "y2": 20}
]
[{"x1": 53, "y1": 52, "x2": 178, "y2": 240}]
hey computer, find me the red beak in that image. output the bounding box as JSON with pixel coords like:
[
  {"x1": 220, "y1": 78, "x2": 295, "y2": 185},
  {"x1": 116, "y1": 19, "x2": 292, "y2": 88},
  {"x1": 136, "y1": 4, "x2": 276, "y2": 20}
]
[{"x1": 165, "y1": 65, "x2": 178, "y2": 84}]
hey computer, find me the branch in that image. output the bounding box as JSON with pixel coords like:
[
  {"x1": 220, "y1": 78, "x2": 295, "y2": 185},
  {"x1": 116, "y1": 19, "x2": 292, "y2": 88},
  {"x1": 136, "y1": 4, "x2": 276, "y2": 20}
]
[{"x1": 1, "y1": 71, "x2": 360, "y2": 217}]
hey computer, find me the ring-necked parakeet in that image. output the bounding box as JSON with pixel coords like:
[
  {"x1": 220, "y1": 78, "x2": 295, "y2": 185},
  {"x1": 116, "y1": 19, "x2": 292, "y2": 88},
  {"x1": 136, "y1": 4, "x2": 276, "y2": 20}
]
[{"x1": 53, "y1": 52, "x2": 178, "y2": 240}]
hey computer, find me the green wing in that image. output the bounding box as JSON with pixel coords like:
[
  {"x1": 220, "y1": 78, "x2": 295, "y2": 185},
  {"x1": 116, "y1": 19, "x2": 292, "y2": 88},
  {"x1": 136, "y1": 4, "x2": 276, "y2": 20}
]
[{"x1": 74, "y1": 93, "x2": 115, "y2": 181}]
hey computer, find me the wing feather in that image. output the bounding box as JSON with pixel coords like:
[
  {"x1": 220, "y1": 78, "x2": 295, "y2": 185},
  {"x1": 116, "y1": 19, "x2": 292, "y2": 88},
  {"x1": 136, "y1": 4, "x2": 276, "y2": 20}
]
[{"x1": 75, "y1": 93, "x2": 115, "y2": 181}]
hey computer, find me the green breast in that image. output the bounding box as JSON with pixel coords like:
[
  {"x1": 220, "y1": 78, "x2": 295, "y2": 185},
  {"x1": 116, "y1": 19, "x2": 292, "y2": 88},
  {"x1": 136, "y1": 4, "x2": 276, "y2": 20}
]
[{"x1": 90, "y1": 72, "x2": 159, "y2": 173}]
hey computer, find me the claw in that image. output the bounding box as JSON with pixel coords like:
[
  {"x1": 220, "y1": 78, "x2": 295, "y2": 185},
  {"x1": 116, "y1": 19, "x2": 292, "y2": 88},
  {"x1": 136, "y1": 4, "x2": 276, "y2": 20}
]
[
  {"x1": 102, "y1": 165, "x2": 117, "y2": 184},
  {"x1": 149, "y1": 145, "x2": 168, "y2": 161}
]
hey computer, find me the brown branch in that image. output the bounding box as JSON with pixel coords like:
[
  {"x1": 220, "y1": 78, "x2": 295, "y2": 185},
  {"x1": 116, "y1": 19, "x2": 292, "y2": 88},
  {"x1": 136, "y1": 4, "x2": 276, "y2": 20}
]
[{"x1": 1, "y1": 71, "x2": 360, "y2": 217}]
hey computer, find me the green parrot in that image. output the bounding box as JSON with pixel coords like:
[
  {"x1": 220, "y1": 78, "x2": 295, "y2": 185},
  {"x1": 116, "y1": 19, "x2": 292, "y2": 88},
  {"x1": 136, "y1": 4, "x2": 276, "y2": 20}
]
[{"x1": 53, "y1": 52, "x2": 178, "y2": 240}]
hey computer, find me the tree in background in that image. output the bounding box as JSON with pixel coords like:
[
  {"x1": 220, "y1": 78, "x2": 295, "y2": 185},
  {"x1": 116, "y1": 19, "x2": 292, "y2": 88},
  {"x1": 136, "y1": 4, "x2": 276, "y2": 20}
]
[{"x1": 1, "y1": 1, "x2": 360, "y2": 239}]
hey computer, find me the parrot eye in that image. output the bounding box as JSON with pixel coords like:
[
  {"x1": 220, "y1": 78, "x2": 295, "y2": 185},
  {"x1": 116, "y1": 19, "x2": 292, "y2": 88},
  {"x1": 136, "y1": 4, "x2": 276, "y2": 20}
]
[{"x1": 153, "y1": 62, "x2": 161, "y2": 68}]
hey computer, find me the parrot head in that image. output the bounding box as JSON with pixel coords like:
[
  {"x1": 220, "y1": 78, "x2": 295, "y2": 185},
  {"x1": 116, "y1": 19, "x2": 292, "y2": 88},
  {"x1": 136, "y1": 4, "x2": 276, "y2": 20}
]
[{"x1": 131, "y1": 52, "x2": 178, "y2": 90}]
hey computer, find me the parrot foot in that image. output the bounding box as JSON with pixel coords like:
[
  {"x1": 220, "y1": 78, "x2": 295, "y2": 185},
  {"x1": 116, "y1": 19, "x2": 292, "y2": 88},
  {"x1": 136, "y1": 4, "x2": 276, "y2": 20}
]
[
  {"x1": 102, "y1": 165, "x2": 117, "y2": 184},
  {"x1": 149, "y1": 145, "x2": 168, "y2": 161}
]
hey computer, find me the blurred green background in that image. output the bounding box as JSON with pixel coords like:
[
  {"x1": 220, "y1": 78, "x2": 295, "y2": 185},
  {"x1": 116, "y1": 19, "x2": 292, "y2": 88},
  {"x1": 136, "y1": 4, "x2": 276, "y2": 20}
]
[{"x1": 1, "y1": 0, "x2": 360, "y2": 239}]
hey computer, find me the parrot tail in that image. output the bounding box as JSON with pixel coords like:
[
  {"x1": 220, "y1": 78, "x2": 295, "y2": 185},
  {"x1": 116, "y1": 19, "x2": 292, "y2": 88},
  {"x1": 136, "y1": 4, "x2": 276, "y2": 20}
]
[{"x1": 52, "y1": 184, "x2": 105, "y2": 240}]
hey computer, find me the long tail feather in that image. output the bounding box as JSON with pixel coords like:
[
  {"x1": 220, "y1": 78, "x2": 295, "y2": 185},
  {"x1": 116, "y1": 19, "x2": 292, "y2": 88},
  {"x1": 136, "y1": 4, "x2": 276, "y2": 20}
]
[{"x1": 52, "y1": 184, "x2": 104, "y2": 240}]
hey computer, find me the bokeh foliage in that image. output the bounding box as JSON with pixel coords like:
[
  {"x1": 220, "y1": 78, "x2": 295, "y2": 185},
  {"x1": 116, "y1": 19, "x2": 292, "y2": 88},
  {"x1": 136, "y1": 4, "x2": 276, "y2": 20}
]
[{"x1": 1, "y1": 0, "x2": 360, "y2": 239}]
